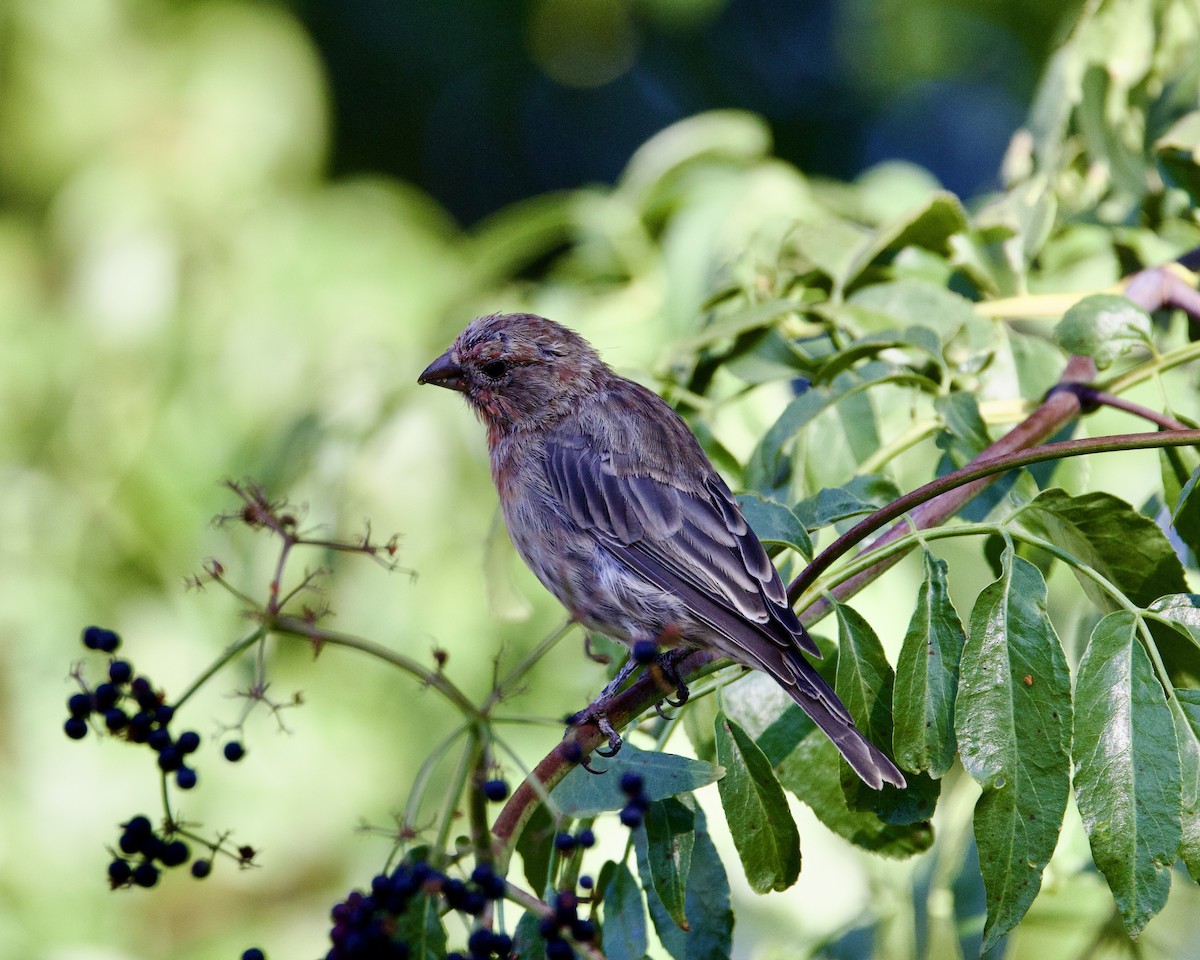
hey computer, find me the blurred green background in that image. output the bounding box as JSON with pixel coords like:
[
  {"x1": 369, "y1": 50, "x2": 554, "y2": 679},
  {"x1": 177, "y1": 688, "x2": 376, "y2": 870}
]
[{"x1": 6, "y1": 0, "x2": 1179, "y2": 958}]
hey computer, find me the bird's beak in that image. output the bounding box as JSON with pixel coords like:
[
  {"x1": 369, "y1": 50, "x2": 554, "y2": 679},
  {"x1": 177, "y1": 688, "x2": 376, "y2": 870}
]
[{"x1": 418, "y1": 351, "x2": 467, "y2": 392}]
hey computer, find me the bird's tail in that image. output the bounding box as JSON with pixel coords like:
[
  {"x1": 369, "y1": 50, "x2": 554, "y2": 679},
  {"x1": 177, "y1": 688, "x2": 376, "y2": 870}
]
[{"x1": 778, "y1": 647, "x2": 906, "y2": 790}]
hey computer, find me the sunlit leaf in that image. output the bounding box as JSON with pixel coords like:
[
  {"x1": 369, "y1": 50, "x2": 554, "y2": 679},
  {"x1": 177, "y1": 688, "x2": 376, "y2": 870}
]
[
  {"x1": 1053, "y1": 293, "x2": 1152, "y2": 368},
  {"x1": 894, "y1": 550, "x2": 966, "y2": 778},
  {"x1": 1174, "y1": 689, "x2": 1200, "y2": 880},
  {"x1": 956, "y1": 553, "x2": 1072, "y2": 950},
  {"x1": 1074, "y1": 611, "x2": 1180, "y2": 936},
  {"x1": 1020, "y1": 488, "x2": 1188, "y2": 609}
]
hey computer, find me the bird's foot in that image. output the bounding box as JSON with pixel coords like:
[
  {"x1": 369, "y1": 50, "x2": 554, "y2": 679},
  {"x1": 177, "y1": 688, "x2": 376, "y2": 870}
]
[
  {"x1": 650, "y1": 649, "x2": 691, "y2": 716},
  {"x1": 566, "y1": 705, "x2": 624, "y2": 773}
]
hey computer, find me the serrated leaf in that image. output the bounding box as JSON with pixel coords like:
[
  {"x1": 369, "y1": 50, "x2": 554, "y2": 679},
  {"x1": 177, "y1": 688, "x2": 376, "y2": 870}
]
[
  {"x1": 1020, "y1": 488, "x2": 1188, "y2": 609},
  {"x1": 1173, "y1": 689, "x2": 1200, "y2": 881},
  {"x1": 394, "y1": 894, "x2": 448, "y2": 960},
  {"x1": 601, "y1": 861, "x2": 648, "y2": 960},
  {"x1": 1074, "y1": 611, "x2": 1180, "y2": 936},
  {"x1": 634, "y1": 804, "x2": 733, "y2": 960},
  {"x1": 551, "y1": 743, "x2": 723, "y2": 817},
  {"x1": 735, "y1": 494, "x2": 812, "y2": 559},
  {"x1": 1053, "y1": 293, "x2": 1152, "y2": 368},
  {"x1": 777, "y1": 734, "x2": 933, "y2": 857},
  {"x1": 894, "y1": 550, "x2": 966, "y2": 778},
  {"x1": 714, "y1": 713, "x2": 801, "y2": 893},
  {"x1": 643, "y1": 797, "x2": 695, "y2": 931},
  {"x1": 955, "y1": 553, "x2": 1072, "y2": 950},
  {"x1": 833, "y1": 601, "x2": 941, "y2": 823}
]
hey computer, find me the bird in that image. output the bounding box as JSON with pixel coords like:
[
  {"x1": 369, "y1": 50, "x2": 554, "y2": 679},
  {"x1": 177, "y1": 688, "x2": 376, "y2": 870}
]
[{"x1": 418, "y1": 312, "x2": 905, "y2": 789}]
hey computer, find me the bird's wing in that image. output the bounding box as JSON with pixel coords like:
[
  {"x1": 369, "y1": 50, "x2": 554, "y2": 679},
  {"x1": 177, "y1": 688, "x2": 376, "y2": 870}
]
[
  {"x1": 543, "y1": 430, "x2": 821, "y2": 659},
  {"x1": 542, "y1": 389, "x2": 906, "y2": 790}
]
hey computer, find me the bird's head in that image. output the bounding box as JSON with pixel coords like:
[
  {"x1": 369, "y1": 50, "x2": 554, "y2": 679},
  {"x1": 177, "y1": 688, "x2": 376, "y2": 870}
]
[{"x1": 418, "y1": 313, "x2": 608, "y2": 430}]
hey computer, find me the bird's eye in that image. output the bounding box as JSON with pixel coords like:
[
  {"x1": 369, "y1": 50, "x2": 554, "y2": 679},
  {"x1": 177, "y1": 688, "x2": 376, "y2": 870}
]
[{"x1": 481, "y1": 359, "x2": 508, "y2": 379}]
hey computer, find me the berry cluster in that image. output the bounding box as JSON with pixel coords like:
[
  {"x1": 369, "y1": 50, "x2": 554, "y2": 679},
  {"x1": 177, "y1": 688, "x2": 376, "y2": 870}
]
[
  {"x1": 617, "y1": 771, "x2": 649, "y2": 828},
  {"x1": 536, "y1": 891, "x2": 596, "y2": 959},
  {"x1": 327, "y1": 860, "x2": 510, "y2": 960},
  {"x1": 64, "y1": 626, "x2": 203, "y2": 791},
  {"x1": 552, "y1": 828, "x2": 596, "y2": 853},
  {"x1": 107, "y1": 815, "x2": 210, "y2": 889}
]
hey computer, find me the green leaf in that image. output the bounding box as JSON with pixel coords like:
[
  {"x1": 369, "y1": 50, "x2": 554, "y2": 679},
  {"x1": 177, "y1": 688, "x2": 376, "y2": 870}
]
[
  {"x1": 955, "y1": 553, "x2": 1072, "y2": 951},
  {"x1": 1074, "y1": 611, "x2": 1180, "y2": 936},
  {"x1": 551, "y1": 743, "x2": 723, "y2": 817},
  {"x1": 634, "y1": 803, "x2": 734, "y2": 960},
  {"x1": 517, "y1": 802, "x2": 556, "y2": 894},
  {"x1": 735, "y1": 493, "x2": 812, "y2": 559},
  {"x1": 600, "y1": 861, "x2": 648, "y2": 960},
  {"x1": 1053, "y1": 293, "x2": 1152, "y2": 368},
  {"x1": 1154, "y1": 110, "x2": 1200, "y2": 205},
  {"x1": 1174, "y1": 689, "x2": 1200, "y2": 881},
  {"x1": 1020, "y1": 488, "x2": 1189, "y2": 609},
  {"x1": 935, "y1": 391, "x2": 992, "y2": 462},
  {"x1": 777, "y1": 734, "x2": 933, "y2": 857},
  {"x1": 722, "y1": 670, "x2": 818, "y2": 766},
  {"x1": 714, "y1": 713, "x2": 801, "y2": 893},
  {"x1": 393, "y1": 894, "x2": 448, "y2": 960},
  {"x1": 894, "y1": 550, "x2": 966, "y2": 778},
  {"x1": 1148, "y1": 594, "x2": 1200, "y2": 644},
  {"x1": 834, "y1": 601, "x2": 941, "y2": 823},
  {"x1": 512, "y1": 912, "x2": 548, "y2": 960},
  {"x1": 793, "y1": 473, "x2": 902, "y2": 531},
  {"x1": 843, "y1": 192, "x2": 970, "y2": 288},
  {"x1": 1171, "y1": 467, "x2": 1200, "y2": 556},
  {"x1": 643, "y1": 796, "x2": 696, "y2": 931}
]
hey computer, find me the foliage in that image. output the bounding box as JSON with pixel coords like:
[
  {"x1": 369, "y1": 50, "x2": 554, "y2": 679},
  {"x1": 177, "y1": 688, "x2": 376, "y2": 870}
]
[{"x1": 15, "y1": 0, "x2": 1200, "y2": 958}]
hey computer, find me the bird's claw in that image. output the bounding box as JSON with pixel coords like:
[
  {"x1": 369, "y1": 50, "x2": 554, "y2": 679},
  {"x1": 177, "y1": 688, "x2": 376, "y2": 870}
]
[
  {"x1": 595, "y1": 715, "x2": 623, "y2": 757},
  {"x1": 656, "y1": 650, "x2": 690, "y2": 708}
]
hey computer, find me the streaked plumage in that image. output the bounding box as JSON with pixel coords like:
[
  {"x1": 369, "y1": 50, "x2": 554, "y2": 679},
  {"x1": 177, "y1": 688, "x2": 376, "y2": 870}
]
[{"x1": 419, "y1": 312, "x2": 905, "y2": 789}]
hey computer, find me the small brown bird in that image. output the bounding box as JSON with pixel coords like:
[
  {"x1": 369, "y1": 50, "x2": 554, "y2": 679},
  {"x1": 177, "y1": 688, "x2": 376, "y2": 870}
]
[{"x1": 419, "y1": 313, "x2": 905, "y2": 789}]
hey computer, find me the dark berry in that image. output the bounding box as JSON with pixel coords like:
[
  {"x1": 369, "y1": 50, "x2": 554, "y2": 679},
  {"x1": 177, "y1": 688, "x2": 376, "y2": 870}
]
[
  {"x1": 108, "y1": 858, "x2": 132, "y2": 886},
  {"x1": 104, "y1": 708, "x2": 129, "y2": 732},
  {"x1": 157, "y1": 747, "x2": 183, "y2": 772},
  {"x1": 579, "y1": 874, "x2": 593, "y2": 889},
  {"x1": 545, "y1": 941, "x2": 573, "y2": 960},
  {"x1": 241, "y1": 950, "x2": 266, "y2": 960},
  {"x1": 67, "y1": 692, "x2": 93, "y2": 718},
  {"x1": 108, "y1": 660, "x2": 134, "y2": 684},
  {"x1": 631, "y1": 639, "x2": 658, "y2": 663},
  {"x1": 577, "y1": 828, "x2": 595, "y2": 848},
  {"x1": 64, "y1": 717, "x2": 88, "y2": 740},
  {"x1": 147, "y1": 727, "x2": 172, "y2": 752},
  {"x1": 154, "y1": 704, "x2": 175, "y2": 726},
  {"x1": 127, "y1": 711, "x2": 153, "y2": 742},
  {"x1": 554, "y1": 832, "x2": 576, "y2": 852},
  {"x1": 83, "y1": 626, "x2": 120, "y2": 652},
  {"x1": 619, "y1": 806, "x2": 643, "y2": 829},
  {"x1": 123, "y1": 815, "x2": 153, "y2": 836},
  {"x1": 460, "y1": 889, "x2": 487, "y2": 916},
  {"x1": 160, "y1": 839, "x2": 189, "y2": 867},
  {"x1": 131, "y1": 677, "x2": 157, "y2": 709},
  {"x1": 562, "y1": 742, "x2": 583, "y2": 763},
  {"x1": 442, "y1": 878, "x2": 468, "y2": 910},
  {"x1": 176, "y1": 730, "x2": 200, "y2": 753},
  {"x1": 482, "y1": 778, "x2": 509, "y2": 802},
  {"x1": 571, "y1": 918, "x2": 596, "y2": 942},
  {"x1": 224, "y1": 741, "x2": 246, "y2": 762},
  {"x1": 191, "y1": 859, "x2": 212, "y2": 879},
  {"x1": 175, "y1": 766, "x2": 198, "y2": 790},
  {"x1": 491, "y1": 933, "x2": 513, "y2": 957},
  {"x1": 467, "y1": 929, "x2": 496, "y2": 956},
  {"x1": 553, "y1": 891, "x2": 578, "y2": 921},
  {"x1": 470, "y1": 864, "x2": 506, "y2": 900},
  {"x1": 92, "y1": 683, "x2": 120, "y2": 710},
  {"x1": 618, "y1": 771, "x2": 644, "y2": 796},
  {"x1": 132, "y1": 861, "x2": 159, "y2": 888}
]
